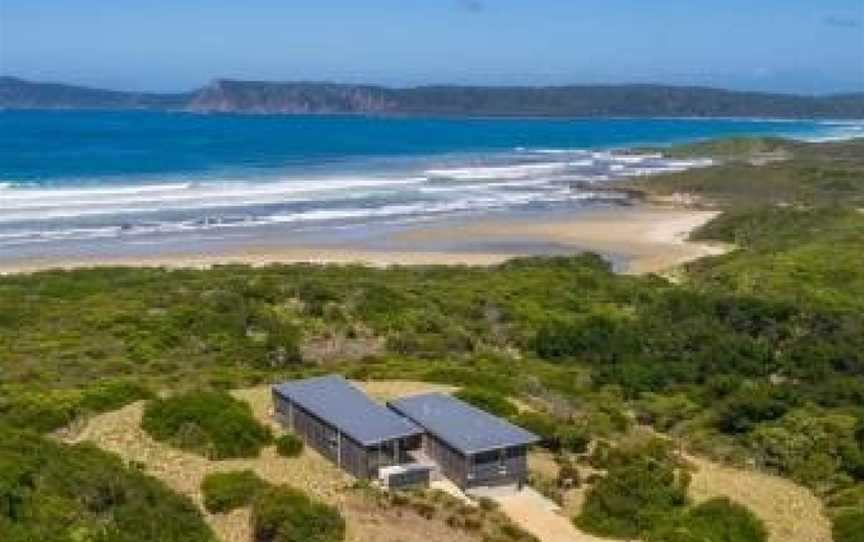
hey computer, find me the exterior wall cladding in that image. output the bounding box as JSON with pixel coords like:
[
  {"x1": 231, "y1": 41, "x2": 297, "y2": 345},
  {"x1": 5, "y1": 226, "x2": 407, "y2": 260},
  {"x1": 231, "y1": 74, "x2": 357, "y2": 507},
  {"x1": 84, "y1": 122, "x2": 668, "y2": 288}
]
[
  {"x1": 273, "y1": 392, "x2": 369, "y2": 478},
  {"x1": 273, "y1": 392, "x2": 416, "y2": 479},
  {"x1": 423, "y1": 432, "x2": 529, "y2": 489}
]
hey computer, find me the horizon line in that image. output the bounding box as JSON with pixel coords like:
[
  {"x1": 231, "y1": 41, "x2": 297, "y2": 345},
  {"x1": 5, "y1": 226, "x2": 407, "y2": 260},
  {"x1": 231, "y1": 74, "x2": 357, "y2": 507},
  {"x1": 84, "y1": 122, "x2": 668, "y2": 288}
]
[{"x1": 3, "y1": 74, "x2": 863, "y2": 98}]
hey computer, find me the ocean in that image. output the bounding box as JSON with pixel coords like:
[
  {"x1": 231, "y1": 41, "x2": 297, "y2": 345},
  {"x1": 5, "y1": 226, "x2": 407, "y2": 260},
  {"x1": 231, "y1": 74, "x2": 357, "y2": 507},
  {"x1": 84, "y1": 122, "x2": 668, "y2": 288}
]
[{"x1": 1, "y1": 111, "x2": 861, "y2": 261}]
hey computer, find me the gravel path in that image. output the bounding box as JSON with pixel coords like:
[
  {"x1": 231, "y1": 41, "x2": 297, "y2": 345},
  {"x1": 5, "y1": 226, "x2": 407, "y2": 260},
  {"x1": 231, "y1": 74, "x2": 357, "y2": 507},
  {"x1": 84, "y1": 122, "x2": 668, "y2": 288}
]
[{"x1": 491, "y1": 487, "x2": 617, "y2": 542}]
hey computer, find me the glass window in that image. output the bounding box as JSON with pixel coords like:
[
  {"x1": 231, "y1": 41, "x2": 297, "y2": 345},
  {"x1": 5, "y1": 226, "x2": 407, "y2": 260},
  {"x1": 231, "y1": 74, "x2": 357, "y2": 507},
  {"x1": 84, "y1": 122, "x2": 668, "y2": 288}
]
[{"x1": 473, "y1": 450, "x2": 503, "y2": 465}]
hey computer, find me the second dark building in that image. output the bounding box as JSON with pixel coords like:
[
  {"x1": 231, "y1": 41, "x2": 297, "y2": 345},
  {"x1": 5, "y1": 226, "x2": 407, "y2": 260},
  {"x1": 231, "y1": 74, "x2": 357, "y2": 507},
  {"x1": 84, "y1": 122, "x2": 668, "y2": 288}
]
[{"x1": 388, "y1": 392, "x2": 539, "y2": 489}]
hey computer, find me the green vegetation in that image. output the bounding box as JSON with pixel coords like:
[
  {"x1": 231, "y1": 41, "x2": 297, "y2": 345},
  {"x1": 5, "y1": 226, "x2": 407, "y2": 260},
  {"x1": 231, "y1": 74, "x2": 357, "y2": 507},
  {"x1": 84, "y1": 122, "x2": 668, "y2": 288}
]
[
  {"x1": 200, "y1": 470, "x2": 347, "y2": 542},
  {"x1": 141, "y1": 391, "x2": 272, "y2": 459},
  {"x1": 832, "y1": 510, "x2": 864, "y2": 542},
  {"x1": 201, "y1": 470, "x2": 267, "y2": 513},
  {"x1": 658, "y1": 136, "x2": 790, "y2": 161},
  {"x1": 0, "y1": 380, "x2": 152, "y2": 433},
  {"x1": 576, "y1": 439, "x2": 690, "y2": 538},
  {"x1": 638, "y1": 138, "x2": 864, "y2": 208},
  {"x1": 8, "y1": 77, "x2": 864, "y2": 117},
  {"x1": 648, "y1": 497, "x2": 767, "y2": 542},
  {"x1": 630, "y1": 137, "x2": 864, "y2": 537},
  {"x1": 355, "y1": 484, "x2": 538, "y2": 542},
  {"x1": 0, "y1": 425, "x2": 215, "y2": 542},
  {"x1": 252, "y1": 485, "x2": 345, "y2": 542},
  {"x1": 577, "y1": 439, "x2": 767, "y2": 542},
  {"x1": 688, "y1": 207, "x2": 864, "y2": 310},
  {"x1": 453, "y1": 387, "x2": 518, "y2": 417},
  {"x1": 274, "y1": 434, "x2": 304, "y2": 458},
  {"x1": 0, "y1": 137, "x2": 861, "y2": 539},
  {"x1": 747, "y1": 406, "x2": 863, "y2": 490}
]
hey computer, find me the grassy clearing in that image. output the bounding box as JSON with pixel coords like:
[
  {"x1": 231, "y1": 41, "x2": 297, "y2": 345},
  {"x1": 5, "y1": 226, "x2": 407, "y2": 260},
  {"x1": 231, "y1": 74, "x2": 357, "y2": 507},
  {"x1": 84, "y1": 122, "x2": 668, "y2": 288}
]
[
  {"x1": 51, "y1": 375, "x2": 837, "y2": 542},
  {"x1": 527, "y1": 442, "x2": 831, "y2": 542},
  {"x1": 686, "y1": 454, "x2": 831, "y2": 542},
  {"x1": 64, "y1": 382, "x2": 484, "y2": 542}
]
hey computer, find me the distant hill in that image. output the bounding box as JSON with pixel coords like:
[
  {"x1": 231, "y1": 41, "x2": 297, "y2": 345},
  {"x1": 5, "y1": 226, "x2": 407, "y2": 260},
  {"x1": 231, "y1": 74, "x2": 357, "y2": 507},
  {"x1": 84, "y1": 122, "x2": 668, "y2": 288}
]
[
  {"x1": 1, "y1": 76, "x2": 862, "y2": 118},
  {"x1": 0, "y1": 76, "x2": 191, "y2": 110}
]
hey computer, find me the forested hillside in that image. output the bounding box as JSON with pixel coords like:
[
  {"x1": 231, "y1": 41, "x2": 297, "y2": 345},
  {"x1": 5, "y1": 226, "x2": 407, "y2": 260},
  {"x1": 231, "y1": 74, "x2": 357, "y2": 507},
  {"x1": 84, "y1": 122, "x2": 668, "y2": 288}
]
[
  {"x1": 3, "y1": 75, "x2": 864, "y2": 118},
  {"x1": 1, "y1": 137, "x2": 862, "y2": 541}
]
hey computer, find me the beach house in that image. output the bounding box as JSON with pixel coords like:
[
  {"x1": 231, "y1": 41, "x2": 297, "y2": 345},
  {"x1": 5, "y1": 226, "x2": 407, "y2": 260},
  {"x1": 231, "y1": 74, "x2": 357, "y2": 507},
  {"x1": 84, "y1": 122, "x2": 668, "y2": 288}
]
[
  {"x1": 388, "y1": 392, "x2": 539, "y2": 489},
  {"x1": 272, "y1": 375, "x2": 539, "y2": 489},
  {"x1": 272, "y1": 375, "x2": 424, "y2": 479}
]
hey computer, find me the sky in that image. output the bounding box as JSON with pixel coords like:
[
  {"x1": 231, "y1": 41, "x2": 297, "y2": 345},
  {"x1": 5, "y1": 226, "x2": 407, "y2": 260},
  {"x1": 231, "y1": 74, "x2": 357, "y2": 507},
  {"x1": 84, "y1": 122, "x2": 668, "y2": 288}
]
[{"x1": 1, "y1": 0, "x2": 862, "y2": 94}]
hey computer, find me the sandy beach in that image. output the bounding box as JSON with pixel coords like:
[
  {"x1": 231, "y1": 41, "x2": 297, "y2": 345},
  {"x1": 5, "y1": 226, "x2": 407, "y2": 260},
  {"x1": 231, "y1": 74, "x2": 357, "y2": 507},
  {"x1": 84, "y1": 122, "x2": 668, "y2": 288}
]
[
  {"x1": 0, "y1": 205, "x2": 726, "y2": 276},
  {"x1": 393, "y1": 205, "x2": 728, "y2": 274}
]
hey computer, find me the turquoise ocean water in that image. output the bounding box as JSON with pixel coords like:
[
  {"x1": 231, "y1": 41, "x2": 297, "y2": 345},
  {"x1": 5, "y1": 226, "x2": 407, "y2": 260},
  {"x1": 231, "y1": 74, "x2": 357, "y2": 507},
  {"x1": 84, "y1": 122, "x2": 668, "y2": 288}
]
[{"x1": 0, "y1": 111, "x2": 861, "y2": 259}]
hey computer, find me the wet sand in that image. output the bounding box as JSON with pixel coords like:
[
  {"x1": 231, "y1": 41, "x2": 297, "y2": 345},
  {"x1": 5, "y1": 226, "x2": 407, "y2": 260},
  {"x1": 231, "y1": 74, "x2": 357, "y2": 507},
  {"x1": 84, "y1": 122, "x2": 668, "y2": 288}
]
[
  {"x1": 0, "y1": 205, "x2": 727, "y2": 275},
  {"x1": 393, "y1": 205, "x2": 727, "y2": 274}
]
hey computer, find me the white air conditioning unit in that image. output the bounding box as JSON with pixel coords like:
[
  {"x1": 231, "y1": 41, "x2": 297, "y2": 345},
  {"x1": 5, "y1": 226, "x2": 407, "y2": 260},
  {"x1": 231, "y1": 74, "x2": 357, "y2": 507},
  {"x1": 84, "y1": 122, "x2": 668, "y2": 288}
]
[{"x1": 379, "y1": 464, "x2": 432, "y2": 489}]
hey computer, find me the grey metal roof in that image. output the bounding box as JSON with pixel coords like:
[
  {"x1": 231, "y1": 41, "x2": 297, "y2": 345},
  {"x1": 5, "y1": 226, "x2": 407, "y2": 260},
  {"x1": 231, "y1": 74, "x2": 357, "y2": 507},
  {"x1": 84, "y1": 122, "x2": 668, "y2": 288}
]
[
  {"x1": 387, "y1": 393, "x2": 539, "y2": 455},
  {"x1": 273, "y1": 375, "x2": 422, "y2": 446}
]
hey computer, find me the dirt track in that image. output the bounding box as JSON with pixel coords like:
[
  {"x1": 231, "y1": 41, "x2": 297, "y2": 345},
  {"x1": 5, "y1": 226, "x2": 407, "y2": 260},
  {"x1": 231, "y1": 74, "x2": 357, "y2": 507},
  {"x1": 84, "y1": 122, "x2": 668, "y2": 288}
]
[{"x1": 493, "y1": 488, "x2": 617, "y2": 542}]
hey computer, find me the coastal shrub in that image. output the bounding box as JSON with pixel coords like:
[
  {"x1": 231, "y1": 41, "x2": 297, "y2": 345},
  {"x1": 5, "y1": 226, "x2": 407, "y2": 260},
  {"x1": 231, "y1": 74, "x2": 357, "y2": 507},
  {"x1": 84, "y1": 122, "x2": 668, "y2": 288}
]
[
  {"x1": 532, "y1": 315, "x2": 638, "y2": 362},
  {"x1": 0, "y1": 381, "x2": 153, "y2": 434},
  {"x1": 586, "y1": 437, "x2": 679, "y2": 472},
  {"x1": 557, "y1": 459, "x2": 582, "y2": 488},
  {"x1": 746, "y1": 407, "x2": 861, "y2": 488},
  {"x1": 0, "y1": 390, "x2": 80, "y2": 433},
  {"x1": 251, "y1": 485, "x2": 345, "y2": 542},
  {"x1": 0, "y1": 424, "x2": 215, "y2": 542},
  {"x1": 141, "y1": 390, "x2": 272, "y2": 459},
  {"x1": 78, "y1": 379, "x2": 154, "y2": 413},
  {"x1": 556, "y1": 425, "x2": 591, "y2": 454},
  {"x1": 832, "y1": 510, "x2": 864, "y2": 542},
  {"x1": 454, "y1": 388, "x2": 518, "y2": 418},
  {"x1": 637, "y1": 392, "x2": 701, "y2": 431},
  {"x1": 648, "y1": 497, "x2": 766, "y2": 542},
  {"x1": 715, "y1": 388, "x2": 790, "y2": 434},
  {"x1": 201, "y1": 470, "x2": 267, "y2": 513},
  {"x1": 576, "y1": 441, "x2": 689, "y2": 538},
  {"x1": 275, "y1": 434, "x2": 304, "y2": 458},
  {"x1": 509, "y1": 411, "x2": 562, "y2": 451}
]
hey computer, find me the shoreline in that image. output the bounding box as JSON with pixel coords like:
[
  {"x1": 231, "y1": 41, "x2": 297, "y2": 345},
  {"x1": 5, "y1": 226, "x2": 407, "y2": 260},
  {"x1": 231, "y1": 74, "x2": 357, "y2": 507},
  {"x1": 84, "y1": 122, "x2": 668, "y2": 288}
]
[{"x1": 0, "y1": 204, "x2": 727, "y2": 276}]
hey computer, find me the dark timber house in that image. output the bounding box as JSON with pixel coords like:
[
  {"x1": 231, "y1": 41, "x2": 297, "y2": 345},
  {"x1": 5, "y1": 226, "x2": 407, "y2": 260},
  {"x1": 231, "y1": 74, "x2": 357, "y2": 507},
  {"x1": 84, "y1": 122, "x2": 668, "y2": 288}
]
[
  {"x1": 272, "y1": 375, "x2": 423, "y2": 479},
  {"x1": 388, "y1": 393, "x2": 540, "y2": 489}
]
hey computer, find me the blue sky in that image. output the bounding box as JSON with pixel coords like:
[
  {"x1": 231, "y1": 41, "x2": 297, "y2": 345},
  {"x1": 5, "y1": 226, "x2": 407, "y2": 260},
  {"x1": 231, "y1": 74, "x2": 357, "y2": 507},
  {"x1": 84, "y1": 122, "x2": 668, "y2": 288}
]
[{"x1": 1, "y1": 0, "x2": 862, "y2": 94}]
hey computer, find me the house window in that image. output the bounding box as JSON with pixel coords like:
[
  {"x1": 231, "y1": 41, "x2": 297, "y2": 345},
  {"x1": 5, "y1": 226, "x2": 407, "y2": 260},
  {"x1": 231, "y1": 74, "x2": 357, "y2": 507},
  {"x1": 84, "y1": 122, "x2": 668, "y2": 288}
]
[
  {"x1": 326, "y1": 430, "x2": 338, "y2": 450},
  {"x1": 474, "y1": 450, "x2": 504, "y2": 466}
]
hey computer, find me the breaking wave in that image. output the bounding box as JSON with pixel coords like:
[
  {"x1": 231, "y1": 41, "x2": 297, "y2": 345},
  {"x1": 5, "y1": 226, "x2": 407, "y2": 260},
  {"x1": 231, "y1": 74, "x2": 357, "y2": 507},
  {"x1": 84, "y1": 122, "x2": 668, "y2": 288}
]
[{"x1": 0, "y1": 149, "x2": 709, "y2": 249}]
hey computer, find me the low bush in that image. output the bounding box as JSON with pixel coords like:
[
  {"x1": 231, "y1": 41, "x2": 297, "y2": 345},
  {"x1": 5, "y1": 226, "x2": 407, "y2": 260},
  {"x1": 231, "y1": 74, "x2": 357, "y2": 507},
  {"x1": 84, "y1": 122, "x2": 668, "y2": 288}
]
[
  {"x1": 637, "y1": 392, "x2": 701, "y2": 432},
  {"x1": 576, "y1": 439, "x2": 689, "y2": 539},
  {"x1": 832, "y1": 510, "x2": 864, "y2": 542},
  {"x1": 557, "y1": 459, "x2": 581, "y2": 488},
  {"x1": 556, "y1": 425, "x2": 591, "y2": 454},
  {"x1": 454, "y1": 388, "x2": 518, "y2": 418},
  {"x1": 648, "y1": 497, "x2": 766, "y2": 542},
  {"x1": 78, "y1": 380, "x2": 154, "y2": 413},
  {"x1": 575, "y1": 460, "x2": 689, "y2": 538},
  {"x1": 746, "y1": 407, "x2": 862, "y2": 490},
  {"x1": 275, "y1": 434, "x2": 304, "y2": 458},
  {"x1": 201, "y1": 470, "x2": 266, "y2": 513},
  {"x1": 716, "y1": 389, "x2": 790, "y2": 434},
  {"x1": 141, "y1": 390, "x2": 272, "y2": 459},
  {"x1": 0, "y1": 381, "x2": 153, "y2": 434},
  {"x1": 0, "y1": 424, "x2": 215, "y2": 542},
  {"x1": 0, "y1": 390, "x2": 80, "y2": 433},
  {"x1": 510, "y1": 411, "x2": 561, "y2": 450},
  {"x1": 251, "y1": 485, "x2": 345, "y2": 542}
]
